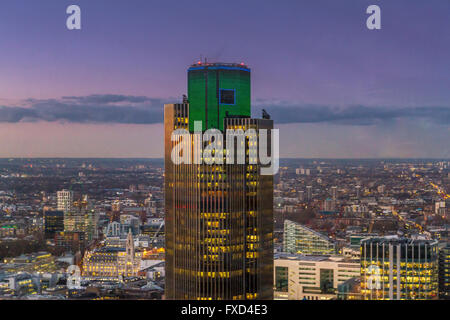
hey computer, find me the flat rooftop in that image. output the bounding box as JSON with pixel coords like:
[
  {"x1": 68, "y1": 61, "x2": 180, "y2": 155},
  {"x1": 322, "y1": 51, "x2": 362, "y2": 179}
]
[
  {"x1": 361, "y1": 235, "x2": 438, "y2": 246},
  {"x1": 274, "y1": 252, "x2": 357, "y2": 263},
  {"x1": 188, "y1": 61, "x2": 250, "y2": 71}
]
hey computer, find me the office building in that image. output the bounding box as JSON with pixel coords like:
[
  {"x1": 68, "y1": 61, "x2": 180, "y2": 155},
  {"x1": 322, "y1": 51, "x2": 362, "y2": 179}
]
[
  {"x1": 360, "y1": 236, "x2": 438, "y2": 300},
  {"x1": 105, "y1": 221, "x2": 121, "y2": 237},
  {"x1": 57, "y1": 189, "x2": 73, "y2": 212},
  {"x1": 439, "y1": 244, "x2": 450, "y2": 299},
  {"x1": 331, "y1": 186, "x2": 337, "y2": 200},
  {"x1": 337, "y1": 277, "x2": 362, "y2": 300},
  {"x1": 2, "y1": 252, "x2": 58, "y2": 274},
  {"x1": 283, "y1": 220, "x2": 336, "y2": 255},
  {"x1": 323, "y1": 199, "x2": 336, "y2": 213},
  {"x1": 164, "y1": 62, "x2": 273, "y2": 300},
  {"x1": 82, "y1": 231, "x2": 141, "y2": 280},
  {"x1": 64, "y1": 208, "x2": 98, "y2": 241},
  {"x1": 306, "y1": 186, "x2": 312, "y2": 201},
  {"x1": 274, "y1": 253, "x2": 360, "y2": 300},
  {"x1": 44, "y1": 210, "x2": 64, "y2": 239},
  {"x1": 54, "y1": 231, "x2": 85, "y2": 253}
]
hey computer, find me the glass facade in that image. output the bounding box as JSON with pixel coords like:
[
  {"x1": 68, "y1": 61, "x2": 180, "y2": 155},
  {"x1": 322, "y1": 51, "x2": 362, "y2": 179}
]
[
  {"x1": 275, "y1": 266, "x2": 288, "y2": 292},
  {"x1": 439, "y1": 245, "x2": 450, "y2": 299},
  {"x1": 283, "y1": 220, "x2": 336, "y2": 255},
  {"x1": 187, "y1": 63, "x2": 251, "y2": 132},
  {"x1": 273, "y1": 254, "x2": 360, "y2": 300},
  {"x1": 360, "y1": 237, "x2": 438, "y2": 300},
  {"x1": 320, "y1": 269, "x2": 334, "y2": 293},
  {"x1": 164, "y1": 63, "x2": 273, "y2": 300}
]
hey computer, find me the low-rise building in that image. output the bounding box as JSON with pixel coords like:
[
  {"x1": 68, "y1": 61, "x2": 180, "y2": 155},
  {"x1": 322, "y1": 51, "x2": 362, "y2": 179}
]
[{"x1": 274, "y1": 253, "x2": 360, "y2": 300}]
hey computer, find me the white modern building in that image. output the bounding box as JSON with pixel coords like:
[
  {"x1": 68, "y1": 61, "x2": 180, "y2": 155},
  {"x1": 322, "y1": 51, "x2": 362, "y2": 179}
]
[
  {"x1": 274, "y1": 253, "x2": 360, "y2": 300},
  {"x1": 57, "y1": 189, "x2": 73, "y2": 212}
]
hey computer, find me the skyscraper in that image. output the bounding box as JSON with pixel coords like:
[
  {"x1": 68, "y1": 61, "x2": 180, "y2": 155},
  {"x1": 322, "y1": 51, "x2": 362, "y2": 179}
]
[{"x1": 164, "y1": 62, "x2": 274, "y2": 300}]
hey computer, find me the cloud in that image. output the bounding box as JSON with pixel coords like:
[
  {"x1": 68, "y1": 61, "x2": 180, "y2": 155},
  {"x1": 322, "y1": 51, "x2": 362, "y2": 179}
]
[
  {"x1": 0, "y1": 95, "x2": 449, "y2": 126},
  {"x1": 254, "y1": 103, "x2": 450, "y2": 126},
  {"x1": 1, "y1": 95, "x2": 169, "y2": 124},
  {"x1": 60, "y1": 94, "x2": 156, "y2": 104},
  {"x1": 0, "y1": 106, "x2": 37, "y2": 123}
]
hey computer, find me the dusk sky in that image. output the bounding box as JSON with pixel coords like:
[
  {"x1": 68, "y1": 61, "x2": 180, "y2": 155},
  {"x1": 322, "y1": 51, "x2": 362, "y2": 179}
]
[{"x1": 0, "y1": 0, "x2": 449, "y2": 158}]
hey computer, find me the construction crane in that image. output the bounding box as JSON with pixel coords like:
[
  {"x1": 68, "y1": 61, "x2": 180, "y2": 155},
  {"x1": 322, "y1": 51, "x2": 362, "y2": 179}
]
[{"x1": 151, "y1": 221, "x2": 165, "y2": 244}]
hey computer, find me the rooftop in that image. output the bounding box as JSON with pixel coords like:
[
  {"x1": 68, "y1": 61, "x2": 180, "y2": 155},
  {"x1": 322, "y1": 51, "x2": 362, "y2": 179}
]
[
  {"x1": 274, "y1": 252, "x2": 356, "y2": 263},
  {"x1": 361, "y1": 235, "x2": 438, "y2": 246},
  {"x1": 284, "y1": 219, "x2": 335, "y2": 243},
  {"x1": 188, "y1": 61, "x2": 249, "y2": 71}
]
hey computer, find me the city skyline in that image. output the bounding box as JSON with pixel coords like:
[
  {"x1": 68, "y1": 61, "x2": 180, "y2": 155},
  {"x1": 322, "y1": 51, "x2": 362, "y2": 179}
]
[
  {"x1": 0, "y1": 0, "x2": 449, "y2": 158},
  {"x1": 0, "y1": 0, "x2": 448, "y2": 305}
]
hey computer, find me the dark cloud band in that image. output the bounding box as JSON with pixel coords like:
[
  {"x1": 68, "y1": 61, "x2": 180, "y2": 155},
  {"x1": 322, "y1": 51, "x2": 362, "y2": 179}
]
[
  {"x1": 0, "y1": 95, "x2": 449, "y2": 126},
  {"x1": 254, "y1": 104, "x2": 450, "y2": 126}
]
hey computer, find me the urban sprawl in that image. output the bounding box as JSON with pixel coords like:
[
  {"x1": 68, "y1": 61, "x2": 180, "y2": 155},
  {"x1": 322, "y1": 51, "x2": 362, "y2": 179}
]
[{"x1": 0, "y1": 158, "x2": 448, "y2": 300}]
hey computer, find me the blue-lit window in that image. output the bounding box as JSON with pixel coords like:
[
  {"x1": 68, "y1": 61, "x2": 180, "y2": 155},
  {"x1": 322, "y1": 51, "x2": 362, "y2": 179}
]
[{"x1": 219, "y1": 89, "x2": 235, "y2": 105}]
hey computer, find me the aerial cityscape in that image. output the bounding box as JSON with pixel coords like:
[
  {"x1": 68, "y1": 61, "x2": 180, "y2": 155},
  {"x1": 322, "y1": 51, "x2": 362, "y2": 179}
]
[
  {"x1": 0, "y1": 155, "x2": 448, "y2": 300},
  {"x1": 0, "y1": 0, "x2": 449, "y2": 306}
]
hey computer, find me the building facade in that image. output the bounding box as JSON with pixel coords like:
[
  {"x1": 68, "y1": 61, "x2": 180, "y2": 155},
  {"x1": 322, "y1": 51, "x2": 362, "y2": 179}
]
[
  {"x1": 82, "y1": 231, "x2": 141, "y2": 280},
  {"x1": 274, "y1": 253, "x2": 360, "y2": 300},
  {"x1": 439, "y1": 244, "x2": 450, "y2": 299},
  {"x1": 360, "y1": 236, "x2": 438, "y2": 300},
  {"x1": 57, "y1": 189, "x2": 73, "y2": 212},
  {"x1": 44, "y1": 210, "x2": 64, "y2": 239},
  {"x1": 54, "y1": 231, "x2": 85, "y2": 252},
  {"x1": 64, "y1": 208, "x2": 98, "y2": 241},
  {"x1": 165, "y1": 62, "x2": 273, "y2": 300},
  {"x1": 283, "y1": 220, "x2": 336, "y2": 255}
]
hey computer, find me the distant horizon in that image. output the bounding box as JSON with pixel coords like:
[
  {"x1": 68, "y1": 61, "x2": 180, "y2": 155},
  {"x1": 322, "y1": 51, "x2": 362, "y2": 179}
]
[{"x1": 1, "y1": 157, "x2": 449, "y2": 161}]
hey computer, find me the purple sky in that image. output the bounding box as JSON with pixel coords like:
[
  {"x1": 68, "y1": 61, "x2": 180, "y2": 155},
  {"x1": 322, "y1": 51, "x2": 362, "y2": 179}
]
[{"x1": 0, "y1": 0, "x2": 449, "y2": 158}]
